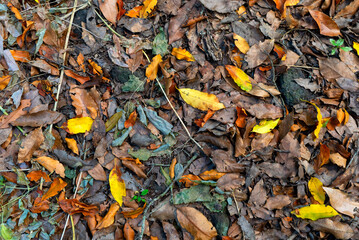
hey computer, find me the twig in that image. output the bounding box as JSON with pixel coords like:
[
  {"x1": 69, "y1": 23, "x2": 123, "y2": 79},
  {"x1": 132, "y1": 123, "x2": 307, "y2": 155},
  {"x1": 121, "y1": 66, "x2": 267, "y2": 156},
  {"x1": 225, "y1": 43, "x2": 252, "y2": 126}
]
[
  {"x1": 49, "y1": 0, "x2": 78, "y2": 133},
  {"x1": 137, "y1": 154, "x2": 198, "y2": 240}
]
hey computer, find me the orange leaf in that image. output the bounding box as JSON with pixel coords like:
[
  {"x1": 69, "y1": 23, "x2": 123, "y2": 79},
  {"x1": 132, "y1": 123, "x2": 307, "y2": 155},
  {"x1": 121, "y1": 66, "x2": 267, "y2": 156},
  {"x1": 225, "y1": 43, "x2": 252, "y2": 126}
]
[
  {"x1": 235, "y1": 107, "x2": 247, "y2": 128},
  {"x1": 109, "y1": 165, "x2": 126, "y2": 206},
  {"x1": 88, "y1": 59, "x2": 103, "y2": 75},
  {"x1": 274, "y1": 44, "x2": 286, "y2": 59},
  {"x1": 146, "y1": 54, "x2": 162, "y2": 81},
  {"x1": 77, "y1": 53, "x2": 86, "y2": 72},
  {"x1": 309, "y1": 10, "x2": 341, "y2": 37},
  {"x1": 343, "y1": 109, "x2": 349, "y2": 125},
  {"x1": 315, "y1": 144, "x2": 330, "y2": 172},
  {"x1": 96, "y1": 203, "x2": 120, "y2": 229},
  {"x1": 7, "y1": 2, "x2": 22, "y2": 20},
  {"x1": 169, "y1": 158, "x2": 177, "y2": 179},
  {"x1": 117, "y1": 0, "x2": 126, "y2": 20},
  {"x1": 195, "y1": 109, "x2": 215, "y2": 128},
  {"x1": 35, "y1": 156, "x2": 66, "y2": 178},
  {"x1": 225, "y1": 65, "x2": 252, "y2": 92},
  {"x1": 9, "y1": 50, "x2": 30, "y2": 62},
  {"x1": 126, "y1": 6, "x2": 142, "y2": 18},
  {"x1": 42, "y1": 177, "x2": 67, "y2": 201},
  {"x1": 179, "y1": 174, "x2": 201, "y2": 187},
  {"x1": 31, "y1": 197, "x2": 50, "y2": 213},
  {"x1": 0, "y1": 75, "x2": 11, "y2": 90},
  {"x1": 27, "y1": 170, "x2": 51, "y2": 182},
  {"x1": 171, "y1": 48, "x2": 195, "y2": 61},
  {"x1": 139, "y1": 0, "x2": 158, "y2": 18},
  {"x1": 124, "y1": 111, "x2": 137, "y2": 128},
  {"x1": 122, "y1": 203, "x2": 146, "y2": 219},
  {"x1": 59, "y1": 199, "x2": 99, "y2": 216},
  {"x1": 65, "y1": 70, "x2": 90, "y2": 84},
  {"x1": 65, "y1": 138, "x2": 79, "y2": 155},
  {"x1": 199, "y1": 169, "x2": 226, "y2": 181},
  {"x1": 336, "y1": 109, "x2": 344, "y2": 124},
  {"x1": 124, "y1": 222, "x2": 135, "y2": 240}
]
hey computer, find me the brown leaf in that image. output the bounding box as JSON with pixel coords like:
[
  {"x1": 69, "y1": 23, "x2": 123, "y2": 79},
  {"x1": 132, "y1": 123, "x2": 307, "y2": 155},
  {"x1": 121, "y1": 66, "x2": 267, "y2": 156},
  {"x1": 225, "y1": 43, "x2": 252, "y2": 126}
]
[
  {"x1": 246, "y1": 103, "x2": 283, "y2": 119},
  {"x1": 70, "y1": 85, "x2": 99, "y2": 119},
  {"x1": 198, "y1": 0, "x2": 244, "y2": 13},
  {"x1": 334, "y1": 0, "x2": 359, "y2": 19},
  {"x1": 122, "y1": 204, "x2": 146, "y2": 219},
  {"x1": 314, "y1": 144, "x2": 330, "y2": 172},
  {"x1": 42, "y1": 177, "x2": 67, "y2": 201},
  {"x1": 124, "y1": 222, "x2": 135, "y2": 240},
  {"x1": 0, "y1": 172, "x2": 17, "y2": 183},
  {"x1": 11, "y1": 111, "x2": 64, "y2": 127},
  {"x1": 212, "y1": 150, "x2": 245, "y2": 173},
  {"x1": 323, "y1": 187, "x2": 359, "y2": 218},
  {"x1": 122, "y1": 160, "x2": 147, "y2": 179},
  {"x1": 30, "y1": 59, "x2": 59, "y2": 75},
  {"x1": 27, "y1": 170, "x2": 51, "y2": 182},
  {"x1": 264, "y1": 195, "x2": 291, "y2": 210},
  {"x1": 99, "y1": 0, "x2": 118, "y2": 25},
  {"x1": 59, "y1": 199, "x2": 98, "y2": 216},
  {"x1": 309, "y1": 10, "x2": 340, "y2": 36},
  {"x1": 329, "y1": 153, "x2": 347, "y2": 168},
  {"x1": 310, "y1": 219, "x2": 354, "y2": 240},
  {"x1": 217, "y1": 173, "x2": 245, "y2": 192},
  {"x1": 96, "y1": 203, "x2": 120, "y2": 229},
  {"x1": 319, "y1": 58, "x2": 356, "y2": 82},
  {"x1": 162, "y1": 221, "x2": 180, "y2": 240},
  {"x1": 88, "y1": 163, "x2": 107, "y2": 181},
  {"x1": 18, "y1": 128, "x2": 44, "y2": 163},
  {"x1": 30, "y1": 197, "x2": 50, "y2": 213},
  {"x1": 35, "y1": 156, "x2": 66, "y2": 178},
  {"x1": 176, "y1": 206, "x2": 217, "y2": 240},
  {"x1": 0, "y1": 99, "x2": 31, "y2": 129},
  {"x1": 245, "y1": 39, "x2": 274, "y2": 68}
]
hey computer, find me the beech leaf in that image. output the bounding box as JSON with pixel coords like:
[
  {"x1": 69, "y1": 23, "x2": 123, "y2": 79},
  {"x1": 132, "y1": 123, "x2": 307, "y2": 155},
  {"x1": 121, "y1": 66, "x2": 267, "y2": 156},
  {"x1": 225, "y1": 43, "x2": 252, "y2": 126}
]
[
  {"x1": 292, "y1": 204, "x2": 339, "y2": 221},
  {"x1": 252, "y1": 118, "x2": 280, "y2": 134},
  {"x1": 323, "y1": 187, "x2": 359, "y2": 218},
  {"x1": 67, "y1": 117, "x2": 94, "y2": 134},
  {"x1": 309, "y1": 10, "x2": 341, "y2": 37},
  {"x1": 308, "y1": 177, "x2": 325, "y2": 204},
  {"x1": 178, "y1": 88, "x2": 225, "y2": 111},
  {"x1": 225, "y1": 65, "x2": 252, "y2": 92},
  {"x1": 109, "y1": 165, "x2": 126, "y2": 206}
]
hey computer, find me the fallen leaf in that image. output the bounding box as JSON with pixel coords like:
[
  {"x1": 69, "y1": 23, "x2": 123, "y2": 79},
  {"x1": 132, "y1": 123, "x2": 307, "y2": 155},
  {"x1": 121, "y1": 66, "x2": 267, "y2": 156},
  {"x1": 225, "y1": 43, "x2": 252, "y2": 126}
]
[
  {"x1": 27, "y1": 170, "x2": 51, "y2": 182},
  {"x1": 225, "y1": 65, "x2": 252, "y2": 92},
  {"x1": 124, "y1": 222, "x2": 135, "y2": 240},
  {"x1": 70, "y1": 86, "x2": 98, "y2": 119},
  {"x1": 109, "y1": 165, "x2": 126, "y2": 206},
  {"x1": 59, "y1": 199, "x2": 98, "y2": 216},
  {"x1": 292, "y1": 204, "x2": 339, "y2": 221},
  {"x1": 18, "y1": 128, "x2": 44, "y2": 163},
  {"x1": 122, "y1": 204, "x2": 146, "y2": 219},
  {"x1": 199, "y1": 169, "x2": 226, "y2": 181},
  {"x1": 310, "y1": 218, "x2": 354, "y2": 240},
  {"x1": 66, "y1": 117, "x2": 94, "y2": 134},
  {"x1": 125, "y1": 111, "x2": 137, "y2": 128},
  {"x1": 194, "y1": 109, "x2": 215, "y2": 127},
  {"x1": 318, "y1": 58, "x2": 356, "y2": 81},
  {"x1": 307, "y1": 102, "x2": 322, "y2": 139},
  {"x1": 354, "y1": 42, "x2": 359, "y2": 56},
  {"x1": 252, "y1": 118, "x2": 280, "y2": 134},
  {"x1": 169, "y1": 158, "x2": 177, "y2": 179},
  {"x1": 64, "y1": 70, "x2": 90, "y2": 84},
  {"x1": 171, "y1": 48, "x2": 195, "y2": 61},
  {"x1": 7, "y1": 2, "x2": 22, "y2": 20},
  {"x1": 314, "y1": 144, "x2": 330, "y2": 172},
  {"x1": 11, "y1": 111, "x2": 64, "y2": 127},
  {"x1": 176, "y1": 206, "x2": 217, "y2": 240},
  {"x1": 309, "y1": 10, "x2": 341, "y2": 37},
  {"x1": 146, "y1": 54, "x2": 162, "y2": 81},
  {"x1": 178, "y1": 88, "x2": 225, "y2": 111},
  {"x1": 0, "y1": 75, "x2": 11, "y2": 90},
  {"x1": 88, "y1": 163, "x2": 107, "y2": 181},
  {"x1": 126, "y1": 6, "x2": 142, "y2": 18},
  {"x1": 88, "y1": 59, "x2": 103, "y2": 75},
  {"x1": 0, "y1": 99, "x2": 31, "y2": 129},
  {"x1": 42, "y1": 178, "x2": 67, "y2": 201},
  {"x1": 233, "y1": 33, "x2": 249, "y2": 54},
  {"x1": 323, "y1": 187, "x2": 359, "y2": 218},
  {"x1": 99, "y1": 0, "x2": 118, "y2": 25},
  {"x1": 122, "y1": 160, "x2": 147, "y2": 179},
  {"x1": 179, "y1": 174, "x2": 201, "y2": 187},
  {"x1": 31, "y1": 197, "x2": 50, "y2": 213},
  {"x1": 77, "y1": 53, "x2": 85, "y2": 72},
  {"x1": 65, "y1": 138, "x2": 79, "y2": 155},
  {"x1": 245, "y1": 39, "x2": 274, "y2": 68},
  {"x1": 235, "y1": 107, "x2": 247, "y2": 128},
  {"x1": 308, "y1": 177, "x2": 325, "y2": 204},
  {"x1": 264, "y1": 195, "x2": 291, "y2": 210},
  {"x1": 329, "y1": 153, "x2": 347, "y2": 168},
  {"x1": 35, "y1": 156, "x2": 66, "y2": 178},
  {"x1": 9, "y1": 50, "x2": 30, "y2": 62},
  {"x1": 139, "y1": 0, "x2": 158, "y2": 18},
  {"x1": 198, "y1": 0, "x2": 244, "y2": 13},
  {"x1": 96, "y1": 203, "x2": 120, "y2": 229}
]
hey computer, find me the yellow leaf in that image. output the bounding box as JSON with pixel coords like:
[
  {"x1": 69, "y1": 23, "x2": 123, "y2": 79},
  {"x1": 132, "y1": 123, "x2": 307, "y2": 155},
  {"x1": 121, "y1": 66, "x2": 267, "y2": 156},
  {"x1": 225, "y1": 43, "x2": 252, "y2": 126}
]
[
  {"x1": 35, "y1": 156, "x2": 65, "y2": 178},
  {"x1": 292, "y1": 204, "x2": 339, "y2": 221},
  {"x1": 109, "y1": 166, "x2": 126, "y2": 206},
  {"x1": 307, "y1": 102, "x2": 322, "y2": 139},
  {"x1": 65, "y1": 138, "x2": 79, "y2": 155},
  {"x1": 233, "y1": 33, "x2": 249, "y2": 54},
  {"x1": 236, "y1": 6, "x2": 246, "y2": 16},
  {"x1": 283, "y1": 0, "x2": 300, "y2": 18},
  {"x1": 308, "y1": 177, "x2": 325, "y2": 204},
  {"x1": 178, "y1": 88, "x2": 225, "y2": 111},
  {"x1": 88, "y1": 59, "x2": 103, "y2": 75},
  {"x1": 139, "y1": 0, "x2": 157, "y2": 18},
  {"x1": 252, "y1": 118, "x2": 280, "y2": 134},
  {"x1": 171, "y1": 48, "x2": 195, "y2": 61},
  {"x1": 353, "y1": 42, "x2": 359, "y2": 56},
  {"x1": 67, "y1": 117, "x2": 94, "y2": 134},
  {"x1": 225, "y1": 65, "x2": 252, "y2": 92},
  {"x1": 146, "y1": 54, "x2": 162, "y2": 81}
]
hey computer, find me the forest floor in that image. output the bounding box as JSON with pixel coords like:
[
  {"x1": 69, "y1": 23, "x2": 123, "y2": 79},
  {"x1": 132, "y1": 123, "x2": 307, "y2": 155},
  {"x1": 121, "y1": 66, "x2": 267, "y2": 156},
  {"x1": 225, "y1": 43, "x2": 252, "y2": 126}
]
[{"x1": 1, "y1": 0, "x2": 359, "y2": 239}]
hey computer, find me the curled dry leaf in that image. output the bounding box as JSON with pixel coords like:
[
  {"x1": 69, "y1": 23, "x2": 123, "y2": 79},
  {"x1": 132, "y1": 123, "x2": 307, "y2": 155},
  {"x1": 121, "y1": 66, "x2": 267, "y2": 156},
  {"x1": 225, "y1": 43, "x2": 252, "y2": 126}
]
[
  {"x1": 96, "y1": 202, "x2": 120, "y2": 229},
  {"x1": 59, "y1": 199, "x2": 98, "y2": 216},
  {"x1": 309, "y1": 10, "x2": 341, "y2": 37},
  {"x1": 27, "y1": 170, "x2": 51, "y2": 182},
  {"x1": 122, "y1": 160, "x2": 147, "y2": 179},
  {"x1": 308, "y1": 177, "x2": 325, "y2": 204},
  {"x1": 323, "y1": 187, "x2": 359, "y2": 218},
  {"x1": 35, "y1": 156, "x2": 66, "y2": 178},
  {"x1": 0, "y1": 75, "x2": 11, "y2": 90},
  {"x1": 146, "y1": 54, "x2": 162, "y2": 81},
  {"x1": 122, "y1": 203, "x2": 146, "y2": 219},
  {"x1": 109, "y1": 165, "x2": 126, "y2": 206},
  {"x1": 176, "y1": 206, "x2": 217, "y2": 240},
  {"x1": 171, "y1": 48, "x2": 195, "y2": 61},
  {"x1": 30, "y1": 197, "x2": 50, "y2": 213},
  {"x1": 178, "y1": 88, "x2": 225, "y2": 111},
  {"x1": 225, "y1": 65, "x2": 252, "y2": 92},
  {"x1": 199, "y1": 169, "x2": 226, "y2": 181},
  {"x1": 64, "y1": 70, "x2": 90, "y2": 84},
  {"x1": 18, "y1": 127, "x2": 44, "y2": 163},
  {"x1": 42, "y1": 177, "x2": 67, "y2": 201},
  {"x1": 0, "y1": 99, "x2": 31, "y2": 129}
]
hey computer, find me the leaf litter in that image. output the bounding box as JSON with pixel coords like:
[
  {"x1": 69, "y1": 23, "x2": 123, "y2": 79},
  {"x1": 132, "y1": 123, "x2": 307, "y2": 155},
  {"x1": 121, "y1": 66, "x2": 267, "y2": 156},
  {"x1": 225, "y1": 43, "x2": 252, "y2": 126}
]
[{"x1": 1, "y1": 0, "x2": 359, "y2": 239}]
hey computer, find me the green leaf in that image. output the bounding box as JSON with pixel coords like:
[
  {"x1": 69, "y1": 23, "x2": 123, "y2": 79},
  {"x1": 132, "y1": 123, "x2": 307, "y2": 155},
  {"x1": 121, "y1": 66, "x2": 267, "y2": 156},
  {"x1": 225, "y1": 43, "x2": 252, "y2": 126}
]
[
  {"x1": 336, "y1": 38, "x2": 344, "y2": 46},
  {"x1": 1, "y1": 224, "x2": 13, "y2": 240},
  {"x1": 141, "y1": 189, "x2": 149, "y2": 196},
  {"x1": 340, "y1": 46, "x2": 352, "y2": 52},
  {"x1": 330, "y1": 49, "x2": 337, "y2": 55},
  {"x1": 121, "y1": 75, "x2": 144, "y2": 92},
  {"x1": 152, "y1": 27, "x2": 168, "y2": 56},
  {"x1": 329, "y1": 39, "x2": 336, "y2": 46},
  {"x1": 292, "y1": 204, "x2": 339, "y2": 221}
]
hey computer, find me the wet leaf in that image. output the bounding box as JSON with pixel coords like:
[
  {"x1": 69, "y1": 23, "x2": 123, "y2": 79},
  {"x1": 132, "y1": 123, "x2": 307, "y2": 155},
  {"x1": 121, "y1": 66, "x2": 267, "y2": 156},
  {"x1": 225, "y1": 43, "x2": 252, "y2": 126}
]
[
  {"x1": 233, "y1": 33, "x2": 249, "y2": 54},
  {"x1": 178, "y1": 88, "x2": 225, "y2": 111},
  {"x1": 323, "y1": 187, "x2": 359, "y2": 218},
  {"x1": 144, "y1": 108, "x2": 173, "y2": 135},
  {"x1": 42, "y1": 178, "x2": 67, "y2": 201},
  {"x1": 171, "y1": 48, "x2": 195, "y2": 61},
  {"x1": 35, "y1": 156, "x2": 65, "y2": 178},
  {"x1": 96, "y1": 203, "x2": 120, "y2": 229},
  {"x1": 252, "y1": 118, "x2": 280, "y2": 134},
  {"x1": 109, "y1": 165, "x2": 126, "y2": 206},
  {"x1": 225, "y1": 65, "x2": 252, "y2": 92},
  {"x1": 309, "y1": 10, "x2": 341, "y2": 37},
  {"x1": 308, "y1": 177, "x2": 325, "y2": 204},
  {"x1": 66, "y1": 117, "x2": 94, "y2": 134},
  {"x1": 292, "y1": 204, "x2": 339, "y2": 221},
  {"x1": 146, "y1": 54, "x2": 162, "y2": 81},
  {"x1": 65, "y1": 138, "x2": 79, "y2": 155},
  {"x1": 176, "y1": 206, "x2": 218, "y2": 239}
]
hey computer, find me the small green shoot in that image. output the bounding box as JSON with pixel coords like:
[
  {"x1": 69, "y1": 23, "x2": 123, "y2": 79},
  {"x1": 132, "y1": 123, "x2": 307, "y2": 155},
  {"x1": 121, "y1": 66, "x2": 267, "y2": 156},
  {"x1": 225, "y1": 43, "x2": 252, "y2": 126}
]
[
  {"x1": 330, "y1": 38, "x2": 352, "y2": 55},
  {"x1": 131, "y1": 189, "x2": 149, "y2": 204}
]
